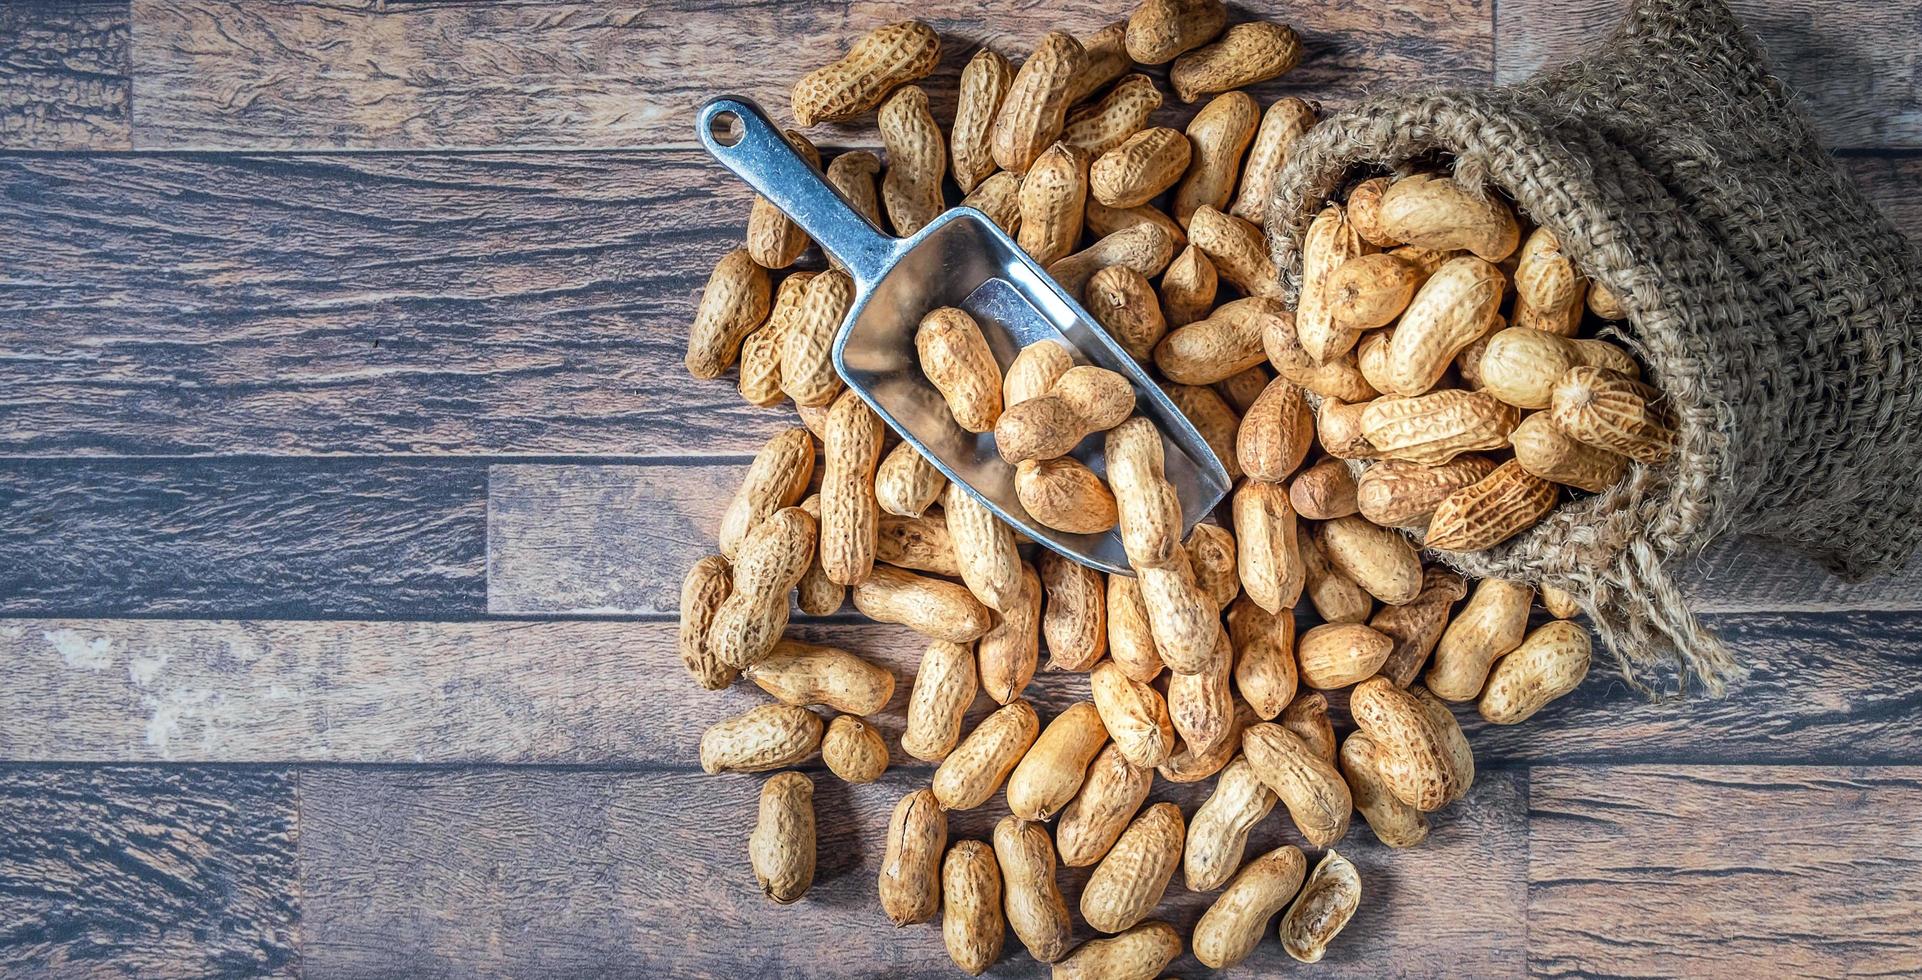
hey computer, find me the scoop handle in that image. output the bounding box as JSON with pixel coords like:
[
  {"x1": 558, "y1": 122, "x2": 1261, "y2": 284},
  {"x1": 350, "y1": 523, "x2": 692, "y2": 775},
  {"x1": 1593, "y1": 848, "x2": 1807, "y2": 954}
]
[{"x1": 697, "y1": 97, "x2": 898, "y2": 286}]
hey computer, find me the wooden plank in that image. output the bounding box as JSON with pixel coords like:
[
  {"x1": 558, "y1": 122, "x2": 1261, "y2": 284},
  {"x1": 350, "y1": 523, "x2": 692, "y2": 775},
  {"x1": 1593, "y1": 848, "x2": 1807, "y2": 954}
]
[
  {"x1": 1528, "y1": 765, "x2": 1922, "y2": 977},
  {"x1": 0, "y1": 0, "x2": 130, "y2": 150},
  {"x1": 1495, "y1": 0, "x2": 1921, "y2": 149},
  {"x1": 0, "y1": 459, "x2": 485, "y2": 617},
  {"x1": 297, "y1": 765, "x2": 1524, "y2": 978},
  {"x1": 1684, "y1": 534, "x2": 1922, "y2": 613},
  {"x1": 127, "y1": 0, "x2": 1492, "y2": 150},
  {"x1": 0, "y1": 765, "x2": 299, "y2": 976}
]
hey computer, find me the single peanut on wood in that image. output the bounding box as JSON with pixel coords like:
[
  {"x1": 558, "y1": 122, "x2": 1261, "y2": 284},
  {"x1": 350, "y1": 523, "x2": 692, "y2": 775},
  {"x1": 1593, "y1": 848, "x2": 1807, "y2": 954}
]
[
  {"x1": 1170, "y1": 21, "x2": 1304, "y2": 102},
  {"x1": 821, "y1": 715, "x2": 889, "y2": 783},
  {"x1": 745, "y1": 640, "x2": 894, "y2": 716},
  {"x1": 852, "y1": 564, "x2": 995, "y2": 642},
  {"x1": 1125, "y1": 0, "x2": 1226, "y2": 64},
  {"x1": 1055, "y1": 921, "x2": 1182, "y2": 980},
  {"x1": 750, "y1": 771, "x2": 815, "y2": 904},
  {"x1": 994, "y1": 815, "x2": 1074, "y2": 963},
  {"x1": 1058, "y1": 743, "x2": 1154, "y2": 868},
  {"x1": 687, "y1": 248, "x2": 771, "y2": 380},
  {"x1": 942, "y1": 840, "x2": 1005, "y2": 976},
  {"x1": 700, "y1": 703, "x2": 823, "y2": 774},
  {"x1": 1281, "y1": 850, "x2": 1362, "y2": 963},
  {"x1": 679, "y1": 554, "x2": 735, "y2": 690},
  {"x1": 791, "y1": 20, "x2": 940, "y2": 127},
  {"x1": 879, "y1": 788, "x2": 947, "y2": 926},
  {"x1": 708, "y1": 506, "x2": 817, "y2": 669},
  {"x1": 902, "y1": 639, "x2": 979, "y2": 762},
  {"x1": 1194, "y1": 845, "x2": 1307, "y2": 969},
  {"x1": 1080, "y1": 802, "x2": 1185, "y2": 934}
]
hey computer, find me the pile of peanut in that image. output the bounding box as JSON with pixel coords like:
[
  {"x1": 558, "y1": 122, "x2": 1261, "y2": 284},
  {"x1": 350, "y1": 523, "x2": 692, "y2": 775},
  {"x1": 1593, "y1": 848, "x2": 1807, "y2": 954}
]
[{"x1": 683, "y1": 2, "x2": 1656, "y2": 975}]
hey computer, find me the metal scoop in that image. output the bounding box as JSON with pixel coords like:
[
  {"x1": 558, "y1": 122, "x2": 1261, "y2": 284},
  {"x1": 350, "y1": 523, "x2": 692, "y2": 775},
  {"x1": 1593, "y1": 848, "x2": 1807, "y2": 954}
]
[{"x1": 697, "y1": 96, "x2": 1231, "y2": 574}]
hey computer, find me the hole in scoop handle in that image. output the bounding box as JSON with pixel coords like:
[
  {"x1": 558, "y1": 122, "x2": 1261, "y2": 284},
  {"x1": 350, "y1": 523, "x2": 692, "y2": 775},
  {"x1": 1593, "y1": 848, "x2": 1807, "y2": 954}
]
[{"x1": 697, "y1": 96, "x2": 897, "y2": 286}]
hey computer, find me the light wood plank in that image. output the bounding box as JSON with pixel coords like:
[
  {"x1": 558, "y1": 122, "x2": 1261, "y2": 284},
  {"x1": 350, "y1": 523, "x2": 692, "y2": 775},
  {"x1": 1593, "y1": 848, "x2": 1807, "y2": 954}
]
[
  {"x1": 1528, "y1": 765, "x2": 1922, "y2": 977},
  {"x1": 0, "y1": 459, "x2": 485, "y2": 617},
  {"x1": 127, "y1": 0, "x2": 1493, "y2": 150},
  {"x1": 1495, "y1": 0, "x2": 1922, "y2": 149},
  {"x1": 0, "y1": 765, "x2": 299, "y2": 976},
  {"x1": 297, "y1": 765, "x2": 1524, "y2": 978},
  {"x1": 0, "y1": 0, "x2": 130, "y2": 150}
]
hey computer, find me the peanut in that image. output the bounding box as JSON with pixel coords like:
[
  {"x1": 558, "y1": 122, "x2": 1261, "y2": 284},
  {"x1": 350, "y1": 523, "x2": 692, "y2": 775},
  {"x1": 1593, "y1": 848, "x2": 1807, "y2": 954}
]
[
  {"x1": 821, "y1": 390, "x2": 882, "y2": 585},
  {"x1": 1055, "y1": 922, "x2": 1181, "y2": 980},
  {"x1": 1513, "y1": 293, "x2": 1583, "y2": 337},
  {"x1": 1550, "y1": 366, "x2": 1677, "y2": 463},
  {"x1": 1541, "y1": 583, "x2": 1582, "y2": 619},
  {"x1": 1350, "y1": 675, "x2": 1455, "y2": 810},
  {"x1": 1017, "y1": 141, "x2": 1091, "y2": 266},
  {"x1": 902, "y1": 639, "x2": 979, "y2": 762},
  {"x1": 1183, "y1": 755, "x2": 1277, "y2": 891},
  {"x1": 1193, "y1": 846, "x2": 1307, "y2": 969},
  {"x1": 719, "y1": 427, "x2": 816, "y2": 559},
  {"x1": 1425, "y1": 458, "x2": 1559, "y2": 552},
  {"x1": 1383, "y1": 255, "x2": 1506, "y2": 395},
  {"x1": 1159, "y1": 244, "x2": 1218, "y2": 328},
  {"x1": 934, "y1": 699, "x2": 1042, "y2": 811},
  {"x1": 687, "y1": 247, "x2": 771, "y2": 380},
  {"x1": 1355, "y1": 455, "x2": 1498, "y2": 528},
  {"x1": 745, "y1": 640, "x2": 894, "y2": 716},
  {"x1": 994, "y1": 815, "x2": 1074, "y2": 962},
  {"x1": 1106, "y1": 573, "x2": 1165, "y2": 682},
  {"x1": 1229, "y1": 596, "x2": 1298, "y2": 719},
  {"x1": 1588, "y1": 279, "x2": 1627, "y2": 319},
  {"x1": 879, "y1": 86, "x2": 946, "y2": 236},
  {"x1": 825, "y1": 151, "x2": 884, "y2": 230},
  {"x1": 1156, "y1": 295, "x2": 1282, "y2": 386},
  {"x1": 791, "y1": 20, "x2": 940, "y2": 127},
  {"x1": 1330, "y1": 252, "x2": 1420, "y2": 331},
  {"x1": 875, "y1": 511, "x2": 960, "y2": 576},
  {"x1": 879, "y1": 788, "x2": 947, "y2": 926},
  {"x1": 1081, "y1": 802, "x2": 1185, "y2": 933},
  {"x1": 1184, "y1": 522, "x2": 1239, "y2": 611},
  {"x1": 700, "y1": 703, "x2": 823, "y2": 774},
  {"x1": 821, "y1": 714, "x2": 889, "y2": 783},
  {"x1": 1159, "y1": 700, "x2": 1254, "y2": 784},
  {"x1": 1511, "y1": 412, "x2": 1630, "y2": 492},
  {"x1": 747, "y1": 131, "x2": 822, "y2": 269},
  {"x1": 1063, "y1": 73, "x2": 1162, "y2": 156},
  {"x1": 1295, "y1": 204, "x2": 1373, "y2": 362},
  {"x1": 875, "y1": 443, "x2": 946, "y2": 518},
  {"x1": 1092, "y1": 127, "x2": 1190, "y2": 209},
  {"x1": 1005, "y1": 339, "x2": 1074, "y2": 407},
  {"x1": 1480, "y1": 326, "x2": 1640, "y2": 410},
  {"x1": 1170, "y1": 21, "x2": 1304, "y2": 102},
  {"x1": 1137, "y1": 550, "x2": 1223, "y2": 675},
  {"x1": 1370, "y1": 567, "x2": 1467, "y2": 686},
  {"x1": 739, "y1": 271, "x2": 817, "y2": 407},
  {"x1": 916, "y1": 307, "x2": 1003, "y2": 433},
  {"x1": 1050, "y1": 221, "x2": 1176, "y2": 296},
  {"x1": 780, "y1": 269, "x2": 855, "y2": 407},
  {"x1": 1357, "y1": 329, "x2": 1394, "y2": 393},
  {"x1": 1362, "y1": 389, "x2": 1520, "y2": 465},
  {"x1": 1168, "y1": 635, "x2": 1235, "y2": 752},
  {"x1": 1125, "y1": 0, "x2": 1225, "y2": 64},
  {"x1": 1515, "y1": 226, "x2": 1584, "y2": 313},
  {"x1": 1189, "y1": 206, "x2": 1283, "y2": 301},
  {"x1": 1017, "y1": 457, "x2": 1119, "y2": 534},
  {"x1": 1085, "y1": 265, "x2": 1167, "y2": 361},
  {"x1": 795, "y1": 495, "x2": 845, "y2": 616},
  {"x1": 1264, "y1": 310, "x2": 1380, "y2": 403},
  {"x1": 1428, "y1": 577, "x2": 1532, "y2": 701},
  {"x1": 1378, "y1": 174, "x2": 1521, "y2": 262},
  {"x1": 1086, "y1": 199, "x2": 1187, "y2": 250},
  {"x1": 708, "y1": 506, "x2": 817, "y2": 669},
  {"x1": 1318, "y1": 514, "x2": 1423, "y2": 604},
  {"x1": 1411, "y1": 684, "x2": 1475, "y2": 803},
  {"x1": 1161, "y1": 381, "x2": 1243, "y2": 482},
  {"x1": 952, "y1": 48, "x2": 1014, "y2": 194},
  {"x1": 978, "y1": 562, "x2": 1043, "y2": 704},
  {"x1": 1280, "y1": 691, "x2": 1338, "y2": 763},
  {"x1": 1479, "y1": 619, "x2": 1591, "y2": 724},
  {"x1": 942, "y1": 483, "x2": 1023, "y2": 612},
  {"x1": 1455, "y1": 331, "x2": 1493, "y2": 389},
  {"x1": 1291, "y1": 457, "x2": 1361, "y2": 519},
  {"x1": 1340, "y1": 732, "x2": 1428, "y2": 848},
  {"x1": 960, "y1": 170, "x2": 1023, "y2": 233},
  {"x1": 1231, "y1": 479, "x2": 1304, "y2": 614},
  {"x1": 1091, "y1": 661, "x2": 1176, "y2": 768},
  {"x1": 992, "y1": 32, "x2": 1087, "y2": 174},
  {"x1": 750, "y1": 771, "x2": 815, "y2": 904},
  {"x1": 1214, "y1": 365, "x2": 1269, "y2": 413},
  {"x1": 997, "y1": 366, "x2": 1136, "y2": 463},
  {"x1": 853, "y1": 564, "x2": 995, "y2": 642},
  {"x1": 1007, "y1": 701, "x2": 1110, "y2": 821},
  {"x1": 1346, "y1": 176, "x2": 1398, "y2": 247},
  {"x1": 679, "y1": 554, "x2": 735, "y2": 691},
  {"x1": 1281, "y1": 850, "x2": 1361, "y2": 963},
  {"x1": 1065, "y1": 21, "x2": 1132, "y2": 106},
  {"x1": 1172, "y1": 91, "x2": 1258, "y2": 225},
  {"x1": 1240, "y1": 721, "x2": 1352, "y2": 847},
  {"x1": 1232, "y1": 96, "x2": 1317, "y2": 225},
  {"x1": 1301, "y1": 531, "x2": 1372, "y2": 623},
  {"x1": 1295, "y1": 622, "x2": 1393, "y2": 690},
  {"x1": 942, "y1": 840, "x2": 1005, "y2": 976},
  {"x1": 1058, "y1": 742, "x2": 1153, "y2": 867},
  {"x1": 1040, "y1": 551, "x2": 1108, "y2": 670}
]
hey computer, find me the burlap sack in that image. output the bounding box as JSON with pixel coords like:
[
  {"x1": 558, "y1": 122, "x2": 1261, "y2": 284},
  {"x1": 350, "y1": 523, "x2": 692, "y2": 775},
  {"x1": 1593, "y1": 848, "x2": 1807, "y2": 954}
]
[{"x1": 1266, "y1": 0, "x2": 1922, "y2": 694}]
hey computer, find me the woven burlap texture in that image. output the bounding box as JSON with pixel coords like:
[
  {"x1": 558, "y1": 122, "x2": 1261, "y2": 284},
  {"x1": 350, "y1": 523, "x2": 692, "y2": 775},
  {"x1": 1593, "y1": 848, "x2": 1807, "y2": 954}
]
[{"x1": 1265, "y1": 0, "x2": 1922, "y2": 695}]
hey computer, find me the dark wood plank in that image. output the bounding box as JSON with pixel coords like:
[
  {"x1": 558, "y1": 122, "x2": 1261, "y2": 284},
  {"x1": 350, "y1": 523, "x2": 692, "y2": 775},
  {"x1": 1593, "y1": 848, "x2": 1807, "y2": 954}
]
[
  {"x1": 0, "y1": 459, "x2": 485, "y2": 617},
  {"x1": 1496, "y1": 0, "x2": 1922, "y2": 149},
  {"x1": 0, "y1": 765, "x2": 298, "y2": 977},
  {"x1": 297, "y1": 764, "x2": 1524, "y2": 978},
  {"x1": 1528, "y1": 765, "x2": 1922, "y2": 977},
  {"x1": 127, "y1": 0, "x2": 1492, "y2": 150},
  {"x1": 0, "y1": 0, "x2": 130, "y2": 150}
]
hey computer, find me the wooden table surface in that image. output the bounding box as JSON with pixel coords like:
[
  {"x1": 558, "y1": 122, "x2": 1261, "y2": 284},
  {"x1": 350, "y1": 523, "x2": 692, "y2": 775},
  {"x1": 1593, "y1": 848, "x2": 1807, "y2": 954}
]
[{"x1": 3, "y1": 1, "x2": 1920, "y2": 977}]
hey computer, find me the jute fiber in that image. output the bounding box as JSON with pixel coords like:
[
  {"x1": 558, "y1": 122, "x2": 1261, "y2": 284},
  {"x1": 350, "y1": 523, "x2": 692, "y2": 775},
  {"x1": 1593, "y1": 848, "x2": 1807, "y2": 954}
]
[{"x1": 1266, "y1": 0, "x2": 1922, "y2": 694}]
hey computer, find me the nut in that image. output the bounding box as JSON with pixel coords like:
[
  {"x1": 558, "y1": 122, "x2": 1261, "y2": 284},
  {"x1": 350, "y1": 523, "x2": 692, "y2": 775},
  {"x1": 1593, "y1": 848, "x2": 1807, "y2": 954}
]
[
  {"x1": 1005, "y1": 339, "x2": 1074, "y2": 407},
  {"x1": 1007, "y1": 701, "x2": 1110, "y2": 821},
  {"x1": 1213, "y1": 365, "x2": 1269, "y2": 413},
  {"x1": 1317, "y1": 514, "x2": 1424, "y2": 605},
  {"x1": 708, "y1": 506, "x2": 817, "y2": 669},
  {"x1": 1137, "y1": 550, "x2": 1223, "y2": 675},
  {"x1": 1349, "y1": 675, "x2": 1455, "y2": 811},
  {"x1": 1228, "y1": 596, "x2": 1298, "y2": 719},
  {"x1": 1184, "y1": 522, "x2": 1240, "y2": 611},
  {"x1": 1124, "y1": 0, "x2": 1226, "y2": 64},
  {"x1": 1236, "y1": 378, "x2": 1314, "y2": 482},
  {"x1": 791, "y1": 20, "x2": 941, "y2": 127},
  {"x1": 1084, "y1": 265, "x2": 1168, "y2": 361},
  {"x1": 960, "y1": 169, "x2": 1023, "y2": 233},
  {"x1": 745, "y1": 639, "x2": 895, "y2": 716},
  {"x1": 1410, "y1": 684, "x2": 1475, "y2": 804},
  {"x1": 1159, "y1": 244, "x2": 1218, "y2": 328},
  {"x1": 977, "y1": 561, "x2": 1043, "y2": 704},
  {"x1": 1231, "y1": 480, "x2": 1305, "y2": 615},
  {"x1": 1514, "y1": 225, "x2": 1584, "y2": 312},
  {"x1": 934, "y1": 699, "x2": 1042, "y2": 811},
  {"x1": 1296, "y1": 622, "x2": 1394, "y2": 690},
  {"x1": 1355, "y1": 455, "x2": 1498, "y2": 528},
  {"x1": 1510, "y1": 412, "x2": 1631, "y2": 492},
  {"x1": 1065, "y1": 21, "x2": 1132, "y2": 106},
  {"x1": 1280, "y1": 691, "x2": 1337, "y2": 763},
  {"x1": 1295, "y1": 204, "x2": 1373, "y2": 363},
  {"x1": 1480, "y1": 326, "x2": 1641, "y2": 410},
  {"x1": 1017, "y1": 457, "x2": 1119, "y2": 535},
  {"x1": 739, "y1": 271, "x2": 818, "y2": 407},
  {"x1": 1159, "y1": 701, "x2": 1255, "y2": 784},
  {"x1": 1330, "y1": 252, "x2": 1420, "y2": 331},
  {"x1": 679, "y1": 554, "x2": 735, "y2": 691},
  {"x1": 875, "y1": 512, "x2": 960, "y2": 577},
  {"x1": 780, "y1": 269, "x2": 855, "y2": 407},
  {"x1": 1161, "y1": 382, "x2": 1242, "y2": 481},
  {"x1": 1382, "y1": 255, "x2": 1506, "y2": 395},
  {"x1": 1362, "y1": 389, "x2": 1520, "y2": 465},
  {"x1": 1231, "y1": 96, "x2": 1317, "y2": 225},
  {"x1": 1040, "y1": 551, "x2": 1108, "y2": 670},
  {"x1": 951, "y1": 48, "x2": 1014, "y2": 194},
  {"x1": 820, "y1": 390, "x2": 883, "y2": 585},
  {"x1": 941, "y1": 840, "x2": 1005, "y2": 976},
  {"x1": 1540, "y1": 582, "x2": 1582, "y2": 619},
  {"x1": 700, "y1": 703, "x2": 823, "y2": 774},
  {"x1": 1346, "y1": 176, "x2": 1398, "y2": 247},
  {"x1": 1428, "y1": 577, "x2": 1533, "y2": 701},
  {"x1": 718, "y1": 427, "x2": 816, "y2": 559},
  {"x1": 820, "y1": 715, "x2": 889, "y2": 783},
  {"x1": 1550, "y1": 366, "x2": 1677, "y2": 464},
  {"x1": 1087, "y1": 199, "x2": 1187, "y2": 250},
  {"x1": 852, "y1": 564, "x2": 995, "y2": 642},
  {"x1": 795, "y1": 495, "x2": 845, "y2": 616},
  {"x1": 1290, "y1": 457, "x2": 1360, "y2": 520},
  {"x1": 1188, "y1": 205, "x2": 1283, "y2": 300},
  {"x1": 1173, "y1": 91, "x2": 1259, "y2": 224},
  {"x1": 687, "y1": 248, "x2": 771, "y2": 380},
  {"x1": 1057, "y1": 742, "x2": 1154, "y2": 867},
  {"x1": 996, "y1": 366, "x2": 1135, "y2": 463},
  {"x1": 993, "y1": 815, "x2": 1074, "y2": 962},
  {"x1": 879, "y1": 788, "x2": 946, "y2": 926},
  {"x1": 1479, "y1": 619, "x2": 1591, "y2": 724},
  {"x1": 1050, "y1": 221, "x2": 1176, "y2": 297},
  {"x1": 1054, "y1": 922, "x2": 1182, "y2": 980},
  {"x1": 1378, "y1": 173, "x2": 1520, "y2": 262},
  {"x1": 1424, "y1": 458, "x2": 1559, "y2": 552},
  {"x1": 917, "y1": 307, "x2": 1004, "y2": 433},
  {"x1": 1091, "y1": 661, "x2": 1177, "y2": 768},
  {"x1": 1017, "y1": 141, "x2": 1092, "y2": 266},
  {"x1": 1263, "y1": 310, "x2": 1380, "y2": 402},
  {"x1": 1080, "y1": 802, "x2": 1185, "y2": 933},
  {"x1": 1105, "y1": 573, "x2": 1165, "y2": 682},
  {"x1": 992, "y1": 32, "x2": 1087, "y2": 174},
  {"x1": 1193, "y1": 845, "x2": 1307, "y2": 968},
  {"x1": 1170, "y1": 21, "x2": 1304, "y2": 102},
  {"x1": 901, "y1": 639, "x2": 979, "y2": 762},
  {"x1": 1339, "y1": 732, "x2": 1428, "y2": 848},
  {"x1": 1240, "y1": 721, "x2": 1352, "y2": 847},
  {"x1": 1168, "y1": 636, "x2": 1235, "y2": 754},
  {"x1": 1105, "y1": 416, "x2": 1183, "y2": 567},
  {"x1": 875, "y1": 442, "x2": 947, "y2": 518},
  {"x1": 1280, "y1": 849, "x2": 1361, "y2": 963},
  {"x1": 1183, "y1": 756, "x2": 1277, "y2": 891},
  {"x1": 825, "y1": 151, "x2": 884, "y2": 230},
  {"x1": 1092, "y1": 127, "x2": 1191, "y2": 209},
  {"x1": 750, "y1": 771, "x2": 815, "y2": 904},
  {"x1": 1155, "y1": 296, "x2": 1280, "y2": 385},
  {"x1": 1064, "y1": 73, "x2": 1163, "y2": 156},
  {"x1": 1370, "y1": 567, "x2": 1468, "y2": 686}
]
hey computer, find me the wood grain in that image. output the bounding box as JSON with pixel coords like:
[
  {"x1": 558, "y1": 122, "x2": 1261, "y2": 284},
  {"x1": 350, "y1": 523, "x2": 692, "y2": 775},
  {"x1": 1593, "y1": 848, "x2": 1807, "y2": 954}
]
[
  {"x1": 0, "y1": 765, "x2": 298, "y2": 977},
  {"x1": 0, "y1": 0, "x2": 130, "y2": 150},
  {"x1": 1496, "y1": 0, "x2": 1922, "y2": 149},
  {"x1": 0, "y1": 459, "x2": 485, "y2": 617},
  {"x1": 297, "y1": 764, "x2": 1525, "y2": 978},
  {"x1": 127, "y1": 0, "x2": 1492, "y2": 150},
  {"x1": 1528, "y1": 765, "x2": 1922, "y2": 977}
]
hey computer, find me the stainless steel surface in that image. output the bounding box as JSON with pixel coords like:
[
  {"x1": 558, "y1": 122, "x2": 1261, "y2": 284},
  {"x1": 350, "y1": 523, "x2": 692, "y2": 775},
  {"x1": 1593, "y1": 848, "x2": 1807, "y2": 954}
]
[{"x1": 697, "y1": 96, "x2": 1232, "y2": 574}]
